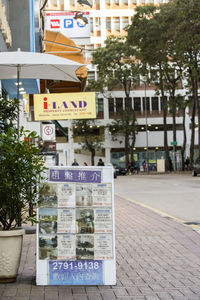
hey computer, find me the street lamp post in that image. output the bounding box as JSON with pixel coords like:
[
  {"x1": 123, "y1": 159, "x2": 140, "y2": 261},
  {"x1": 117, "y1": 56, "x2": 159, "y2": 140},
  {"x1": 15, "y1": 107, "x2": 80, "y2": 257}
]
[{"x1": 144, "y1": 80, "x2": 149, "y2": 172}]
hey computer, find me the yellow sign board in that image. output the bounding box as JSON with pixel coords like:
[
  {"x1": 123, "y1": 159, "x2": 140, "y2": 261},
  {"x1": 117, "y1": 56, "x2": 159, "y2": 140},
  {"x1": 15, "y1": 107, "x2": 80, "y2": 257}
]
[
  {"x1": 34, "y1": 92, "x2": 96, "y2": 121},
  {"x1": 23, "y1": 94, "x2": 30, "y2": 114}
]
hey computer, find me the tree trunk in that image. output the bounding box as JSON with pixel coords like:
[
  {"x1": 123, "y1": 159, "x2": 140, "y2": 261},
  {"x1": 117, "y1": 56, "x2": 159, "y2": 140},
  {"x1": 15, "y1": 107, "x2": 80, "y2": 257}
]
[
  {"x1": 159, "y1": 64, "x2": 170, "y2": 171},
  {"x1": 91, "y1": 148, "x2": 95, "y2": 166},
  {"x1": 125, "y1": 125, "x2": 129, "y2": 167},
  {"x1": 195, "y1": 77, "x2": 200, "y2": 157},
  {"x1": 189, "y1": 76, "x2": 196, "y2": 165},
  {"x1": 181, "y1": 106, "x2": 187, "y2": 171},
  {"x1": 163, "y1": 96, "x2": 170, "y2": 171}
]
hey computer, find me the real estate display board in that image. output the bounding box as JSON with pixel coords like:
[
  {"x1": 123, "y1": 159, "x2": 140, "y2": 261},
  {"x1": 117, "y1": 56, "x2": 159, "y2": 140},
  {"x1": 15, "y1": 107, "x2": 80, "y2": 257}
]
[{"x1": 36, "y1": 166, "x2": 116, "y2": 285}]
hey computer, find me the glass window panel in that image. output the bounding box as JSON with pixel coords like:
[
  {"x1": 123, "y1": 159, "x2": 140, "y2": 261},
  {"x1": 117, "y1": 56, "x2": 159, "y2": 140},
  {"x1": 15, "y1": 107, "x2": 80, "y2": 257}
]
[
  {"x1": 122, "y1": 17, "x2": 129, "y2": 30},
  {"x1": 143, "y1": 97, "x2": 150, "y2": 111},
  {"x1": 113, "y1": 17, "x2": 120, "y2": 31},
  {"x1": 90, "y1": 18, "x2": 94, "y2": 31},
  {"x1": 152, "y1": 97, "x2": 159, "y2": 110},
  {"x1": 106, "y1": 17, "x2": 111, "y2": 31},
  {"x1": 116, "y1": 98, "x2": 123, "y2": 112},
  {"x1": 134, "y1": 97, "x2": 141, "y2": 112},
  {"x1": 97, "y1": 98, "x2": 104, "y2": 113},
  {"x1": 109, "y1": 98, "x2": 114, "y2": 113}
]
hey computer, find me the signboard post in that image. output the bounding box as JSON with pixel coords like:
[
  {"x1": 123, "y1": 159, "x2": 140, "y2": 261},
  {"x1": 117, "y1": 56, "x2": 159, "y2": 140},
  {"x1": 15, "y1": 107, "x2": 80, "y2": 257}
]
[{"x1": 36, "y1": 166, "x2": 116, "y2": 285}]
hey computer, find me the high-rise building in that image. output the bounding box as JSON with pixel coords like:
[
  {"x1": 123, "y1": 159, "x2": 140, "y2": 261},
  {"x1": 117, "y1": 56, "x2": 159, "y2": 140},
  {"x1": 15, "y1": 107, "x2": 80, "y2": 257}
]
[{"x1": 31, "y1": 0, "x2": 196, "y2": 170}]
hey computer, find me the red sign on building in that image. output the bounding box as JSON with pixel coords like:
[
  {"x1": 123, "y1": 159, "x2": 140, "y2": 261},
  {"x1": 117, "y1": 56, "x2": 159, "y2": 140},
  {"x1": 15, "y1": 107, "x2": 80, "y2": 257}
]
[{"x1": 50, "y1": 19, "x2": 60, "y2": 29}]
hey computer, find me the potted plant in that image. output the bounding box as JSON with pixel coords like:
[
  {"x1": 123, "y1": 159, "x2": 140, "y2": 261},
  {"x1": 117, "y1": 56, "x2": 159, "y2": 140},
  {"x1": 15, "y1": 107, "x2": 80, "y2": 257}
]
[{"x1": 0, "y1": 97, "x2": 46, "y2": 282}]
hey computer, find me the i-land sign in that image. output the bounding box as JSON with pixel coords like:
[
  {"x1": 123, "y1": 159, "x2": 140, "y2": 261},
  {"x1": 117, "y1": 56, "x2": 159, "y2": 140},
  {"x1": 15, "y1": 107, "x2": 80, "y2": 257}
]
[{"x1": 34, "y1": 92, "x2": 96, "y2": 121}]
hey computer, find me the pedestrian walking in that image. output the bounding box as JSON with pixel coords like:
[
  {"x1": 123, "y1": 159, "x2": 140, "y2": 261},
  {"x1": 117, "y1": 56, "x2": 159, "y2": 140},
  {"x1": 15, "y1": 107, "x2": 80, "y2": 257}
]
[
  {"x1": 185, "y1": 156, "x2": 190, "y2": 170},
  {"x1": 72, "y1": 159, "x2": 79, "y2": 166},
  {"x1": 97, "y1": 158, "x2": 104, "y2": 166},
  {"x1": 142, "y1": 160, "x2": 147, "y2": 172}
]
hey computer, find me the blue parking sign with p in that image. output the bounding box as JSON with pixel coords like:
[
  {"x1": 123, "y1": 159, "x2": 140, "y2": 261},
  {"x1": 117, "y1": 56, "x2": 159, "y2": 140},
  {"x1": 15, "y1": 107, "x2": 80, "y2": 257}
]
[{"x1": 64, "y1": 19, "x2": 73, "y2": 28}]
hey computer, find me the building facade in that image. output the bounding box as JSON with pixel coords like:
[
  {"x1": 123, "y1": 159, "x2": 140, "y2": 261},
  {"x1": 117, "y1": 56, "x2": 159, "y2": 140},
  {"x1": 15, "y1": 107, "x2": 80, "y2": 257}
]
[
  {"x1": 0, "y1": 0, "x2": 40, "y2": 98},
  {"x1": 26, "y1": 0, "x2": 199, "y2": 168}
]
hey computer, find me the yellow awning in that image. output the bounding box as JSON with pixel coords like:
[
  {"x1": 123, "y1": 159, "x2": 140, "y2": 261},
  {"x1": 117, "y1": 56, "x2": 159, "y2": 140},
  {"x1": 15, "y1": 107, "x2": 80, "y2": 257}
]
[{"x1": 43, "y1": 30, "x2": 87, "y2": 79}]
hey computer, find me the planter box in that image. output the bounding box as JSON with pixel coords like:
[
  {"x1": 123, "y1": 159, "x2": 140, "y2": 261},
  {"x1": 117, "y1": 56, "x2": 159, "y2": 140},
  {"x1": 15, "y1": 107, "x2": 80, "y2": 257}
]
[{"x1": 0, "y1": 229, "x2": 25, "y2": 283}]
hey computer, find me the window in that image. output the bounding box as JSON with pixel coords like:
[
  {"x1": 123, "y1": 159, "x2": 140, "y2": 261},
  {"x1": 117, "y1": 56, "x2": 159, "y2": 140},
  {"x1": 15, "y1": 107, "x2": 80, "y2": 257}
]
[
  {"x1": 116, "y1": 98, "x2": 123, "y2": 112},
  {"x1": 113, "y1": 17, "x2": 120, "y2": 31},
  {"x1": 87, "y1": 71, "x2": 95, "y2": 81},
  {"x1": 97, "y1": 98, "x2": 104, "y2": 113},
  {"x1": 106, "y1": 17, "x2": 111, "y2": 31},
  {"x1": 90, "y1": 18, "x2": 94, "y2": 31},
  {"x1": 51, "y1": 0, "x2": 58, "y2": 6},
  {"x1": 134, "y1": 97, "x2": 141, "y2": 112},
  {"x1": 143, "y1": 97, "x2": 150, "y2": 112},
  {"x1": 70, "y1": 0, "x2": 75, "y2": 6},
  {"x1": 109, "y1": 98, "x2": 115, "y2": 113},
  {"x1": 122, "y1": 17, "x2": 129, "y2": 30},
  {"x1": 95, "y1": 17, "x2": 101, "y2": 29},
  {"x1": 152, "y1": 97, "x2": 159, "y2": 111}
]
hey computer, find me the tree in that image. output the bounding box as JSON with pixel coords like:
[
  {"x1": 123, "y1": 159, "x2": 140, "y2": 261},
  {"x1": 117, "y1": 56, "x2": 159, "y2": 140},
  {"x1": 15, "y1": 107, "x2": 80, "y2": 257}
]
[
  {"x1": 127, "y1": 4, "x2": 174, "y2": 170},
  {"x1": 108, "y1": 110, "x2": 138, "y2": 164},
  {"x1": 0, "y1": 97, "x2": 45, "y2": 230},
  {"x1": 72, "y1": 119, "x2": 103, "y2": 166},
  {"x1": 161, "y1": 0, "x2": 200, "y2": 163},
  {"x1": 90, "y1": 36, "x2": 140, "y2": 166}
]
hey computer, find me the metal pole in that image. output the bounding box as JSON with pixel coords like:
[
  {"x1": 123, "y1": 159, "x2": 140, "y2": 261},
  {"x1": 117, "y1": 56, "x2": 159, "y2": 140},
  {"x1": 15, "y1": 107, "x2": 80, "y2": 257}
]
[
  {"x1": 144, "y1": 81, "x2": 149, "y2": 172},
  {"x1": 17, "y1": 64, "x2": 20, "y2": 131},
  {"x1": 17, "y1": 64, "x2": 21, "y2": 226}
]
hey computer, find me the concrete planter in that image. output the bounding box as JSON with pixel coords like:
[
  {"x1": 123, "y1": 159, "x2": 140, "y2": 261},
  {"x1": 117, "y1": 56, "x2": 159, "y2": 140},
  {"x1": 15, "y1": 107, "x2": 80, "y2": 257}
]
[{"x1": 0, "y1": 229, "x2": 25, "y2": 283}]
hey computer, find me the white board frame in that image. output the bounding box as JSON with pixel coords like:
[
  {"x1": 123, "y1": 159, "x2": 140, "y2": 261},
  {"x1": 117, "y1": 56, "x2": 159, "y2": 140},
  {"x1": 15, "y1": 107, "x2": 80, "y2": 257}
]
[{"x1": 36, "y1": 166, "x2": 116, "y2": 285}]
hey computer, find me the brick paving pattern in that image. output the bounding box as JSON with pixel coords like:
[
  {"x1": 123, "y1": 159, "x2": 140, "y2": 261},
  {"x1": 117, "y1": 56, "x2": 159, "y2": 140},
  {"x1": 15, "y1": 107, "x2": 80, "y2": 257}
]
[{"x1": 1, "y1": 195, "x2": 200, "y2": 299}]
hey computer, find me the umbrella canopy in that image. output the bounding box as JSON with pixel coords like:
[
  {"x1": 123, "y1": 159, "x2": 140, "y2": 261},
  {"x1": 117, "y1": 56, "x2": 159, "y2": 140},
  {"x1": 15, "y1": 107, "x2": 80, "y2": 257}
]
[
  {"x1": 0, "y1": 49, "x2": 83, "y2": 82},
  {"x1": 0, "y1": 49, "x2": 84, "y2": 129}
]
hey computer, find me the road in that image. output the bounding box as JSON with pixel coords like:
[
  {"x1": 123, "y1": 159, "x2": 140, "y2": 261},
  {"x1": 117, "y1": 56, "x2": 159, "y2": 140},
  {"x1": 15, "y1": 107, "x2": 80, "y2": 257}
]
[{"x1": 114, "y1": 173, "x2": 200, "y2": 224}]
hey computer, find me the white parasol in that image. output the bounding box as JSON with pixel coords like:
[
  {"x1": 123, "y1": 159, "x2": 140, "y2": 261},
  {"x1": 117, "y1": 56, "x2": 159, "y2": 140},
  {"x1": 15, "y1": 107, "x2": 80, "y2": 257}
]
[{"x1": 0, "y1": 49, "x2": 83, "y2": 127}]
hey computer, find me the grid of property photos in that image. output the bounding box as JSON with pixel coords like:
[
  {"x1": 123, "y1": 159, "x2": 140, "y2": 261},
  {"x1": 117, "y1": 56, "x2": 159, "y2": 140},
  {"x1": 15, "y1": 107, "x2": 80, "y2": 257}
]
[{"x1": 38, "y1": 182, "x2": 113, "y2": 261}]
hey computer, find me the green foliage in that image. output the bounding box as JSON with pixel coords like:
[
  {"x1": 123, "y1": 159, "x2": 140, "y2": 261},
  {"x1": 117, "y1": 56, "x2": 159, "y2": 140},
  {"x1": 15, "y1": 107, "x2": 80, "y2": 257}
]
[
  {"x1": 0, "y1": 98, "x2": 18, "y2": 133},
  {"x1": 72, "y1": 119, "x2": 103, "y2": 165},
  {"x1": 0, "y1": 98, "x2": 46, "y2": 230},
  {"x1": 90, "y1": 36, "x2": 139, "y2": 164},
  {"x1": 108, "y1": 110, "x2": 138, "y2": 142},
  {"x1": 91, "y1": 36, "x2": 140, "y2": 96}
]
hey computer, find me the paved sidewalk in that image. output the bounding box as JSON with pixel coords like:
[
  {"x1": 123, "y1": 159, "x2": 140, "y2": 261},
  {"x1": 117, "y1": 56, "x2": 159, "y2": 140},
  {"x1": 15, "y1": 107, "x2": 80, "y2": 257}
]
[{"x1": 1, "y1": 195, "x2": 200, "y2": 300}]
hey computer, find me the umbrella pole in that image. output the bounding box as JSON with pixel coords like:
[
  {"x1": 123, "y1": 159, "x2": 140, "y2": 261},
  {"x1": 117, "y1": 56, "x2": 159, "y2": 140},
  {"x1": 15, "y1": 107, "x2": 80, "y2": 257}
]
[
  {"x1": 17, "y1": 64, "x2": 20, "y2": 131},
  {"x1": 17, "y1": 64, "x2": 21, "y2": 226}
]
